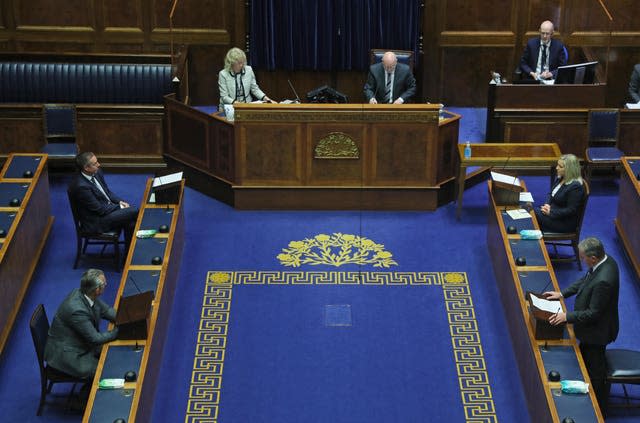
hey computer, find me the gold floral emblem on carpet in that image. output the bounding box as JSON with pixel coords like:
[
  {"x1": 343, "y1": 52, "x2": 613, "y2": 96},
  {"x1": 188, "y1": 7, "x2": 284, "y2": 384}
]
[{"x1": 277, "y1": 233, "x2": 397, "y2": 267}]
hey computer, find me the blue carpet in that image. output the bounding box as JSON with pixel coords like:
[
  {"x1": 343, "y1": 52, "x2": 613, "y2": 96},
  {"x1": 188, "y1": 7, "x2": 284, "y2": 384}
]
[{"x1": 1, "y1": 109, "x2": 639, "y2": 422}]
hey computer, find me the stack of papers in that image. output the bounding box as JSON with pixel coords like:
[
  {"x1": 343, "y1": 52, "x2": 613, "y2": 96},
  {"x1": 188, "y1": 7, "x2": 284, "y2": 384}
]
[
  {"x1": 491, "y1": 171, "x2": 520, "y2": 186},
  {"x1": 625, "y1": 103, "x2": 640, "y2": 110},
  {"x1": 506, "y1": 209, "x2": 531, "y2": 220}
]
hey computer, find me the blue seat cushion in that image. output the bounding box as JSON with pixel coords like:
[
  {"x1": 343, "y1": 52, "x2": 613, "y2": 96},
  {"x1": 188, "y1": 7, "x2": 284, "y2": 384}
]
[
  {"x1": 586, "y1": 147, "x2": 623, "y2": 162},
  {"x1": 607, "y1": 349, "x2": 640, "y2": 378},
  {"x1": 41, "y1": 142, "x2": 79, "y2": 158}
]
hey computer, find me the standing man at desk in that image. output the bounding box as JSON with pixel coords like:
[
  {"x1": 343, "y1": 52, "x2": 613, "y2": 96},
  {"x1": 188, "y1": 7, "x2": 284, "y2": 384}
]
[
  {"x1": 629, "y1": 63, "x2": 640, "y2": 103},
  {"x1": 364, "y1": 51, "x2": 416, "y2": 104},
  {"x1": 45, "y1": 269, "x2": 118, "y2": 410},
  {"x1": 544, "y1": 237, "x2": 619, "y2": 415},
  {"x1": 519, "y1": 20, "x2": 567, "y2": 81},
  {"x1": 69, "y1": 152, "x2": 138, "y2": 250}
]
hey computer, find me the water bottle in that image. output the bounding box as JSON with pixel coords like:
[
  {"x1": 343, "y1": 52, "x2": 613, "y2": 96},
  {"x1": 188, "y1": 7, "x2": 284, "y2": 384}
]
[{"x1": 464, "y1": 142, "x2": 472, "y2": 159}]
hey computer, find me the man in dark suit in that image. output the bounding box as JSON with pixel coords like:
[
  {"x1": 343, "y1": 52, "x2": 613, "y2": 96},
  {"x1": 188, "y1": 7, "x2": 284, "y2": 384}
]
[
  {"x1": 45, "y1": 269, "x2": 119, "y2": 380},
  {"x1": 364, "y1": 51, "x2": 416, "y2": 104},
  {"x1": 629, "y1": 63, "x2": 640, "y2": 103},
  {"x1": 544, "y1": 237, "x2": 619, "y2": 415},
  {"x1": 69, "y1": 152, "x2": 138, "y2": 248},
  {"x1": 519, "y1": 20, "x2": 567, "y2": 80}
]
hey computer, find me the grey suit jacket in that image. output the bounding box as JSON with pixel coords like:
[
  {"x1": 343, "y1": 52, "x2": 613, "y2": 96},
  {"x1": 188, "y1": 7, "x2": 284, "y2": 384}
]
[
  {"x1": 218, "y1": 65, "x2": 266, "y2": 106},
  {"x1": 363, "y1": 62, "x2": 416, "y2": 103},
  {"x1": 44, "y1": 289, "x2": 118, "y2": 379},
  {"x1": 562, "y1": 256, "x2": 619, "y2": 346}
]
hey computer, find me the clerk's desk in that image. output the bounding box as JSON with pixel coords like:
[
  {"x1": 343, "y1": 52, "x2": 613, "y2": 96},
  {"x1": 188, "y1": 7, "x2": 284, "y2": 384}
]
[
  {"x1": 83, "y1": 178, "x2": 185, "y2": 423},
  {"x1": 163, "y1": 95, "x2": 461, "y2": 210},
  {"x1": 487, "y1": 179, "x2": 603, "y2": 422},
  {"x1": 615, "y1": 157, "x2": 640, "y2": 279},
  {"x1": 0, "y1": 153, "x2": 52, "y2": 357},
  {"x1": 486, "y1": 83, "x2": 640, "y2": 157}
]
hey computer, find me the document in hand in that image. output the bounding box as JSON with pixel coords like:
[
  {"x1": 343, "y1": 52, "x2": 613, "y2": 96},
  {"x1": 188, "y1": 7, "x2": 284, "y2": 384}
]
[{"x1": 530, "y1": 294, "x2": 562, "y2": 314}]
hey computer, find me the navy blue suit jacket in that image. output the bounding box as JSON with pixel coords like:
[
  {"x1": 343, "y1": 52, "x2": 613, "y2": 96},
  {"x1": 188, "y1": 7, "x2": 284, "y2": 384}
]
[
  {"x1": 364, "y1": 62, "x2": 416, "y2": 103},
  {"x1": 519, "y1": 38, "x2": 567, "y2": 78},
  {"x1": 69, "y1": 170, "x2": 125, "y2": 233},
  {"x1": 535, "y1": 178, "x2": 585, "y2": 233}
]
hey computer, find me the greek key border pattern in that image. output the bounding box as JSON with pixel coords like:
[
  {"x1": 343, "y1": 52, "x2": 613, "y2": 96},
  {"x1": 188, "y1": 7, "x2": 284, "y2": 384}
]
[
  {"x1": 441, "y1": 272, "x2": 497, "y2": 422},
  {"x1": 185, "y1": 271, "x2": 497, "y2": 423},
  {"x1": 185, "y1": 272, "x2": 232, "y2": 423}
]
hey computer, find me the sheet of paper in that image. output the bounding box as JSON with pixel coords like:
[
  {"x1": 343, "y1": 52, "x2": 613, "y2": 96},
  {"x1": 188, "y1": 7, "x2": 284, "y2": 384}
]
[
  {"x1": 625, "y1": 102, "x2": 640, "y2": 110},
  {"x1": 153, "y1": 171, "x2": 183, "y2": 187},
  {"x1": 530, "y1": 295, "x2": 562, "y2": 314},
  {"x1": 491, "y1": 171, "x2": 520, "y2": 186},
  {"x1": 519, "y1": 192, "x2": 534, "y2": 203},
  {"x1": 506, "y1": 209, "x2": 530, "y2": 220}
]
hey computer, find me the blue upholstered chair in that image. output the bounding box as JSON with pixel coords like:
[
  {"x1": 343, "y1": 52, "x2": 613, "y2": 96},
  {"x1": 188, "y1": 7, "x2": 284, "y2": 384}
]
[
  {"x1": 606, "y1": 349, "x2": 640, "y2": 407},
  {"x1": 369, "y1": 49, "x2": 414, "y2": 72},
  {"x1": 30, "y1": 304, "x2": 85, "y2": 415},
  {"x1": 584, "y1": 108, "x2": 623, "y2": 181},
  {"x1": 41, "y1": 104, "x2": 79, "y2": 165}
]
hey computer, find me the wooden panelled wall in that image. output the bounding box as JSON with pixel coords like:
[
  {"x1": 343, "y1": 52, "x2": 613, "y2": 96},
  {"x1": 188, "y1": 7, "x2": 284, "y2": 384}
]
[{"x1": 1, "y1": 0, "x2": 638, "y2": 107}]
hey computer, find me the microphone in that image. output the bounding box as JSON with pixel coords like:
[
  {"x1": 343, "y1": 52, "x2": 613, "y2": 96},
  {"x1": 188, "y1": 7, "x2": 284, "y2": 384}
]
[
  {"x1": 539, "y1": 279, "x2": 553, "y2": 295},
  {"x1": 128, "y1": 274, "x2": 143, "y2": 295},
  {"x1": 287, "y1": 79, "x2": 301, "y2": 104}
]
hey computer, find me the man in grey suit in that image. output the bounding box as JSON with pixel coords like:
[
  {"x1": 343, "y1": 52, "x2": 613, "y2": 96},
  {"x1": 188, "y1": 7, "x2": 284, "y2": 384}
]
[
  {"x1": 364, "y1": 51, "x2": 416, "y2": 104},
  {"x1": 544, "y1": 237, "x2": 619, "y2": 415},
  {"x1": 45, "y1": 269, "x2": 119, "y2": 380}
]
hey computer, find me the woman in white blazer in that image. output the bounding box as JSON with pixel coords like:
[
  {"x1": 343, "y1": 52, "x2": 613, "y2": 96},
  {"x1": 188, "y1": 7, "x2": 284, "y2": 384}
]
[{"x1": 218, "y1": 47, "x2": 275, "y2": 108}]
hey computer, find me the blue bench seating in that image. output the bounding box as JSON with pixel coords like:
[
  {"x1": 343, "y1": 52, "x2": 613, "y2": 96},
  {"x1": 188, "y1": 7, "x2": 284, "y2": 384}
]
[{"x1": 0, "y1": 62, "x2": 173, "y2": 104}]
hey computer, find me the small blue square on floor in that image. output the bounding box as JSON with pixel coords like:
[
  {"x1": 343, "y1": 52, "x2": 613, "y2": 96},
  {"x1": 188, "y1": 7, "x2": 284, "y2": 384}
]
[{"x1": 324, "y1": 304, "x2": 352, "y2": 327}]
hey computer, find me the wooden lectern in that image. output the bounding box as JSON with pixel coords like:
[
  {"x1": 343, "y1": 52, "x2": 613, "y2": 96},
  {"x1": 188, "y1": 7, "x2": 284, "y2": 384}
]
[
  {"x1": 526, "y1": 292, "x2": 565, "y2": 340},
  {"x1": 115, "y1": 291, "x2": 154, "y2": 340},
  {"x1": 491, "y1": 172, "x2": 523, "y2": 206}
]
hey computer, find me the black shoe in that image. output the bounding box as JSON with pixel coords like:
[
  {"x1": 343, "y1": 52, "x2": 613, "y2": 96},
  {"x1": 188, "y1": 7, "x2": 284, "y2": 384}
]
[{"x1": 68, "y1": 394, "x2": 87, "y2": 413}]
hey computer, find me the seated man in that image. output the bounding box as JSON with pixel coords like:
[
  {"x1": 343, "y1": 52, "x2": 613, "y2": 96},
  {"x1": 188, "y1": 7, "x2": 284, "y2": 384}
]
[
  {"x1": 519, "y1": 20, "x2": 567, "y2": 80},
  {"x1": 69, "y1": 152, "x2": 138, "y2": 248},
  {"x1": 629, "y1": 63, "x2": 640, "y2": 103},
  {"x1": 44, "y1": 269, "x2": 119, "y2": 381},
  {"x1": 364, "y1": 51, "x2": 416, "y2": 104}
]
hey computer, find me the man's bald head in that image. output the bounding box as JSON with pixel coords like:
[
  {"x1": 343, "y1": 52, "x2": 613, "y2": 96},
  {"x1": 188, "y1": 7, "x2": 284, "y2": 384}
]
[
  {"x1": 540, "y1": 20, "x2": 554, "y2": 42},
  {"x1": 382, "y1": 51, "x2": 398, "y2": 73}
]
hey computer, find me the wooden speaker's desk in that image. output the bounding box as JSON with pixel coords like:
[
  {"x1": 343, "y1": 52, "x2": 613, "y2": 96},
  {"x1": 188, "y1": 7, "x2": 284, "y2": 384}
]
[
  {"x1": 83, "y1": 178, "x2": 185, "y2": 423},
  {"x1": 164, "y1": 96, "x2": 461, "y2": 210},
  {"x1": 0, "y1": 153, "x2": 52, "y2": 357},
  {"x1": 615, "y1": 157, "x2": 640, "y2": 279},
  {"x1": 487, "y1": 179, "x2": 603, "y2": 422}
]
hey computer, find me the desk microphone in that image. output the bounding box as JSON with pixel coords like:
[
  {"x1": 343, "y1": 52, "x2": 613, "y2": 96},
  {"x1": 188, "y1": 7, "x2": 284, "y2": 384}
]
[
  {"x1": 287, "y1": 79, "x2": 301, "y2": 104},
  {"x1": 128, "y1": 274, "x2": 143, "y2": 295},
  {"x1": 539, "y1": 279, "x2": 553, "y2": 295}
]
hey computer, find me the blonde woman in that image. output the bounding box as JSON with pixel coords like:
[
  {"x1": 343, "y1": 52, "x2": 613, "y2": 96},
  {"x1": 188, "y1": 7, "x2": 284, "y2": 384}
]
[
  {"x1": 535, "y1": 153, "x2": 586, "y2": 233},
  {"x1": 218, "y1": 47, "x2": 275, "y2": 107}
]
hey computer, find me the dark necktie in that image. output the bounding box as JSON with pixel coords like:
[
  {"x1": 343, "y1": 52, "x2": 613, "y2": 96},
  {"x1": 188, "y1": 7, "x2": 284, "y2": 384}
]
[
  {"x1": 577, "y1": 268, "x2": 593, "y2": 296},
  {"x1": 91, "y1": 303, "x2": 99, "y2": 330},
  {"x1": 541, "y1": 45, "x2": 548, "y2": 71},
  {"x1": 384, "y1": 73, "x2": 392, "y2": 103},
  {"x1": 91, "y1": 177, "x2": 111, "y2": 202}
]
